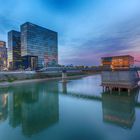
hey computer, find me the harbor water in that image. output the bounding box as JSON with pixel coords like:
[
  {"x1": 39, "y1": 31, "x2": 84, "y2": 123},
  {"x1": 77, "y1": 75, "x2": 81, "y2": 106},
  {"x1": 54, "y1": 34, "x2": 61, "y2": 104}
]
[{"x1": 0, "y1": 75, "x2": 140, "y2": 140}]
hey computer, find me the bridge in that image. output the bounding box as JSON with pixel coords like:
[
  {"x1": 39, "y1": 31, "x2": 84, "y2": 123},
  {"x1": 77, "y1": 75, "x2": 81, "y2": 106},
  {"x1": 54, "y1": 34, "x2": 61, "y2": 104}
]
[
  {"x1": 37, "y1": 67, "x2": 102, "y2": 73},
  {"x1": 37, "y1": 66, "x2": 140, "y2": 74}
]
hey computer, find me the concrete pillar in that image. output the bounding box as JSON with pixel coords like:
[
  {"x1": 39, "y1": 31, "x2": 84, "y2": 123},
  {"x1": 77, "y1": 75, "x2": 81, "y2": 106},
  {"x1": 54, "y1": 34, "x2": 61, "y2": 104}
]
[
  {"x1": 62, "y1": 70, "x2": 67, "y2": 83},
  {"x1": 62, "y1": 72, "x2": 67, "y2": 79},
  {"x1": 62, "y1": 82, "x2": 67, "y2": 94}
]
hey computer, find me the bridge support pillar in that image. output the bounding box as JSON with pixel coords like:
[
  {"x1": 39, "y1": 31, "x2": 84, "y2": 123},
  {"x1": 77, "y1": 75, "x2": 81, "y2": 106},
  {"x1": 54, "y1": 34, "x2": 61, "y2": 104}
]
[{"x1": 62, "y1": 70, "x2": 67, "y2": 82}]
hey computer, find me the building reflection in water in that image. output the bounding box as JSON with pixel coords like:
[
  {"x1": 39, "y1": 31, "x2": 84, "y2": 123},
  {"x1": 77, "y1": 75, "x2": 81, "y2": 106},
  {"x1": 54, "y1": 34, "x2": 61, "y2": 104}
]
[
  {"x1": 62, "y1": 81, "x2": 67, "y2": 94},
  {"x1": 0, "y1": 92, "x2": 8, "y2": 123},
  {"x1": 0, "y1": 81, "x2": 59, "y2": 137},
  {"x1": 61, "y1": 80, "x2": 139, "y2": 129},
  {"x1": 1, "y1": 78, "x2": 140, "y2": 137},
  {"x1": 102, "y1": 89, "x2": 139, "y2": 129}
]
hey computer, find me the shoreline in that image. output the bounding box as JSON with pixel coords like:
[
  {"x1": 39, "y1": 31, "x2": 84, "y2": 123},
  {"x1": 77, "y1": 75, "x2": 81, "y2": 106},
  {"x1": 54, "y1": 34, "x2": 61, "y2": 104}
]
[{"x1": 0, "y1": 74, "x2": 95, "y2": 88}]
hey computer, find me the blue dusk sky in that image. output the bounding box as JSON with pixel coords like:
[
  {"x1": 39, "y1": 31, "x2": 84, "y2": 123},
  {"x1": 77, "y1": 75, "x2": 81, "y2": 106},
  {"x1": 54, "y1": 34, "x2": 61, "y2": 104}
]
[{"x1": 0, "y1": 0, "x2": 140, "y2": 65}]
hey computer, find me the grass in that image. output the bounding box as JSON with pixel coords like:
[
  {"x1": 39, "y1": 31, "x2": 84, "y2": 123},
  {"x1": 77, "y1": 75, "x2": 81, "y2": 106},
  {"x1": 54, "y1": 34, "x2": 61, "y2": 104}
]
[
  {"x1": 0, "y1": 72, "x2": 88, "y2": 83},
  {"x1": 4, "y1": 75, "x2": 18, "y2": 83}
]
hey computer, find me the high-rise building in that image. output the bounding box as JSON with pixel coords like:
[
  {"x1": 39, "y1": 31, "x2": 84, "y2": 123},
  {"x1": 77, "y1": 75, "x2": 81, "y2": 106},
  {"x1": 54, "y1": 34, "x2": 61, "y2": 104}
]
[
  {"x1": 8, "y1": 30, "x2": 22, "y2": 70},
  {"x1": 0, "y1": 41, "x2": 7, "y2": 70},
  {"x1": 21, "y1": 22, "x2": 58, "y2": 68}
]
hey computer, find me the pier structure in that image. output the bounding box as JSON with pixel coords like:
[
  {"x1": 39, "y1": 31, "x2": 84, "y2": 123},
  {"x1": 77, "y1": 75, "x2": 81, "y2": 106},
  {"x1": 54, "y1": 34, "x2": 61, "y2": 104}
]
[
  {"x1": 101, "y1": 69, "x2": 139, "y2": 94},
  {"x1": 101, "y1": 55, "x2": 140, "y2": 94}
]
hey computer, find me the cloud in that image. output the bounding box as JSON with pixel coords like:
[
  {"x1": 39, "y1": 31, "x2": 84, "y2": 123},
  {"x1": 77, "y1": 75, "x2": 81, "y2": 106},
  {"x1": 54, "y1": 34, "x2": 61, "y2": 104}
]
[
  {"x1": 67, "y1": 15, "x2": 140, "y2": 65},
  {"x1": 1, "y1": 0, "x2": 140, "y2": 65}
]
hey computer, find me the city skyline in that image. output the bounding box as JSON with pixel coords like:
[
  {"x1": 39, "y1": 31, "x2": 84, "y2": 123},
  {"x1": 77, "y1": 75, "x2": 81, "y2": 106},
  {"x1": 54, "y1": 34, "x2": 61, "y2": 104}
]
[{"x1": 1, "y1": 0, "x2": 140, "y2": 65}]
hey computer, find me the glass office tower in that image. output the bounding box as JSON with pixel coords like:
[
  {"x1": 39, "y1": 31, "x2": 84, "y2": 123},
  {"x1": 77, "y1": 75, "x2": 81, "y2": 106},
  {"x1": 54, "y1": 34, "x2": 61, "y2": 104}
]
[
  {"x1": 8, "y1": 30, "x2": 21, "y2": 70},
  {"x1": 21, "y1": 22, "x2": 58, "y2": 68},
  {"x1": 0, "y1": 41, "x2": 7, "y2": 70}
]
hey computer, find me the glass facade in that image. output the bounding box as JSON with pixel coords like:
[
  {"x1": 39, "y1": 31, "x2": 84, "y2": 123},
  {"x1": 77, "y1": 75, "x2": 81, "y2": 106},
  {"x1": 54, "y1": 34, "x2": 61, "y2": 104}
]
[
  {"x1": 8, "y1": 30, "x2": 21, "y2": 70},
  {"x1": 101, "y1": 55, "x2": 134, "y2": 70},
  {"x1": 0, "y1": 41, "x2": 7, "y2": 70},
  {"x1": 21, "y1": 22, "x2": 58, "y2": 68},
  {"x1": 22, "y1": 55, "x2": 38, "y2": 70}
]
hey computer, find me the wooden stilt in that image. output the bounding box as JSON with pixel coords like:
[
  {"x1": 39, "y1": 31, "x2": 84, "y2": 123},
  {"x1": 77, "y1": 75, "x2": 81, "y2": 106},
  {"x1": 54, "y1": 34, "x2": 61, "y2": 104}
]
[
  {"x1": 128, "y1": 89, "x2": 130, "y2": 95},
  {"x1": 110, "y1": 87, "x2": 112, "y2": 94},
  {"x1": 103, "y1": 86, "x2": 105, "y2": 92}
]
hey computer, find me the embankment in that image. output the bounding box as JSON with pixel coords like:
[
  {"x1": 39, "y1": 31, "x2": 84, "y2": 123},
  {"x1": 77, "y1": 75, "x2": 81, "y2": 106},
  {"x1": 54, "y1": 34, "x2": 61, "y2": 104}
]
[{"x1": 0, "y1": 71, "x2": 92, "y2": 87}]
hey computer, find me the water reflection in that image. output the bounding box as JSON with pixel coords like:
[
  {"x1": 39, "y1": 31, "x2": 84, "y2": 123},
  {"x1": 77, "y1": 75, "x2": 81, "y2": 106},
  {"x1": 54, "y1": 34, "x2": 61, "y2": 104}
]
[
  {"x1": 102, "y1": 90, "x2": 139, "y2": 129},
  {"x1": 0, "y1": 93, "x2": 8, "y2": 122},
  {"x1": 0, "y1": 75, "x2": 140, "y2": 140},
  {"x1": 62, "y1": 81, "x2": 67, "y2": 94},
  {"x1": 61, "y1": 79, "x2": 140, "y2": 129},
  {"x1": 0, "y1": 81, "x2": 59, "y2": 137}
]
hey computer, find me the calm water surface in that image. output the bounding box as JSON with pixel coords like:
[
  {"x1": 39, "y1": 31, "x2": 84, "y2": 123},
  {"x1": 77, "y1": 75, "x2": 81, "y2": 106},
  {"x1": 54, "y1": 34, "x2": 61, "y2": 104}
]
[{"x1": 0, "y1": 75, "x2": 140, "y2": 140}]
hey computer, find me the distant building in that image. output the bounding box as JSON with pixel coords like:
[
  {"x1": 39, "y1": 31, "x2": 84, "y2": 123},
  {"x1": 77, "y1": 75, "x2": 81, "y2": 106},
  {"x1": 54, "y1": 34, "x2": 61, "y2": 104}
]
[
  {"x1": 8, "y1": 30, "x2": 22, "y2": 70},
  {"x1": 101, "y1": 55, "x2": 134, "y2": 70},
  {"x1": 21, "y1": 22, "x2": 58, "y2": 68},
  {"x1": 0, "y1": 41, "x2": 6, "y2": 47},
  {"x1": 0, "y1": 41, "x2": 7, "y2": 70}
]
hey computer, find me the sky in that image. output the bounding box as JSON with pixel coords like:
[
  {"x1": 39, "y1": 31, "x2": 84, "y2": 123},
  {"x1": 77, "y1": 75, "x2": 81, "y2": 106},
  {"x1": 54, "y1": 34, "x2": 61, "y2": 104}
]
[{"x1": 0, "y1": 0, "x2": 140, "y2": 66}]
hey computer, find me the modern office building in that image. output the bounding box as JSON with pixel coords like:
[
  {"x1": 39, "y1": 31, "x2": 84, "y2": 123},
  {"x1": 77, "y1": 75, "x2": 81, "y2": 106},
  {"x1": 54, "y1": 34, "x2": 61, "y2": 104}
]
[
  {"x1": 7, "y1": 22, "x2": 58, "y2": 70},
  {"x1": 21, "y1": 22, "x2": 58, "y2": 68},
  {"x1": 0, "y1": 41, "x2": 7, "y2": 70},
  {"x1": 101, "y1": 55, "x2": 134, "y2": 70},
  {"x1": 8, "y1": 30, "x2": 22, "y2": 70}
]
